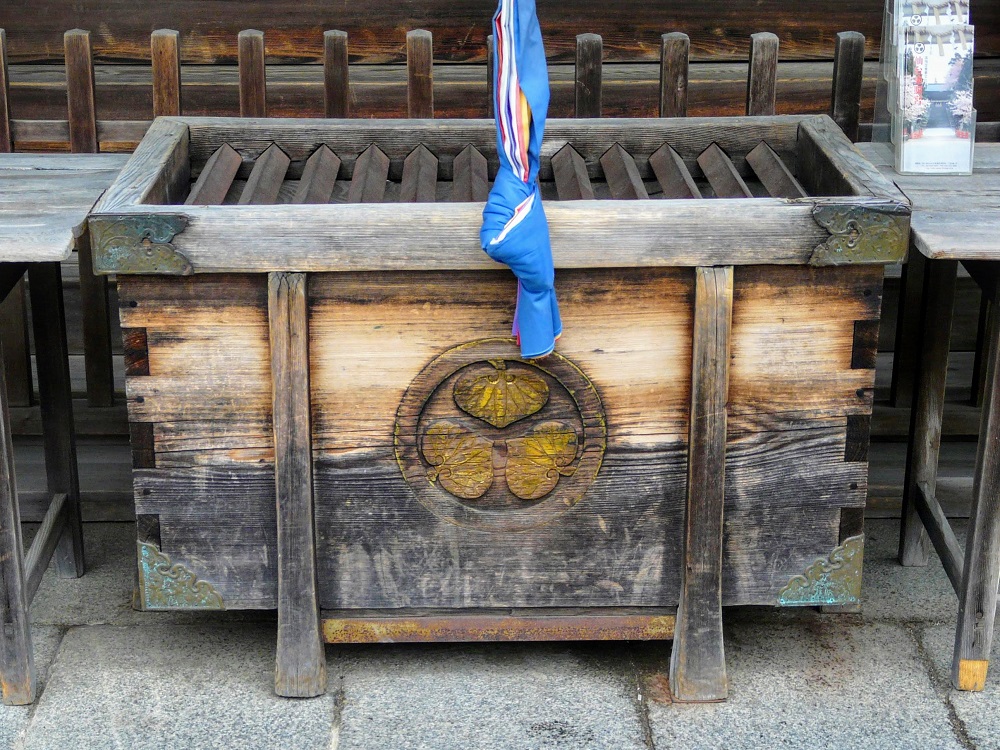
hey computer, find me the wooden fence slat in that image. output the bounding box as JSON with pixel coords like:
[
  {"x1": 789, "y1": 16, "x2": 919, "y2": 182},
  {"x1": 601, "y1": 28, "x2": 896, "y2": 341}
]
[
  {"x1": 65, "y1": 29, "x2": 98, "y2": 153},
  {"x1": 451, "y1": 144, "x2": 489, "y2": 202},
  {"x1": 831, "y1": 31, "x2": 865, "y2": 142},
  {"x1": 746, "y1": 141, "x2": 806, "y2": 198},
  {"x1": 151, "y1": 29, "x2": 182, "y2": 117},
  {"x1": 406, "y1": 29, "x2": 433, "y2": 118},
  {"x1": 575, "y1": 33, "x2": 602, "y2": 118},
  {"x1": 551, "y1": 143, "x2": 595, "y2": 201},
  {"x1": 185, "y1": 143, "x2": 242, "y2": 205},
  {"x1": 0, "y1": 29, "x2": 11, "y2": 151},
  {"x1": 293, "y1": 145, "x2": 340, "y2": 204},
  {"x1": 346, "y1": 143, "x2": 389, "y2": 203},
  {"x1": 269, "y1": 271, "x2": 326, "y2": 698},
  {"x1": 486, "y1": 34, "x2": 495, "y2": 118},
  {"x1": 238, "y1": 142, "x2": 290, "y2": 204},
  {"x1": 697, "y1": 143, "x2": 752, "y2": 198},
  {"x1": 670, "y1": 264, "x2": 733, "y2": 702},
  {"x1": 238, "y1": 29, "x2": 267, "y2": 117},
  {"x1": 600, "y1": 143, "x2": 648, "y2": 199},
  {"x1": 323, "y1": 31, "x2": 349, "y2": 119},
  {"x1": 649, "y1": 143, "x2": 701, "y2": 198},
  {"x1": 660, "y1": 32, "x2": 690, "y2": 118},
  {"x1": 400, "y1": 144, "x2": 438, "y2": 203},
  {"x1": 746, "y1": 32, "x2": 779, "y2": 117}
]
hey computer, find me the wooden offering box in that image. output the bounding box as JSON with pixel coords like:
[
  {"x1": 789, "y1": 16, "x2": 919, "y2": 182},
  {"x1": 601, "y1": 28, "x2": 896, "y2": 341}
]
[{"x1": 90, "y1": 115, "x2": 908, "y2": 701}]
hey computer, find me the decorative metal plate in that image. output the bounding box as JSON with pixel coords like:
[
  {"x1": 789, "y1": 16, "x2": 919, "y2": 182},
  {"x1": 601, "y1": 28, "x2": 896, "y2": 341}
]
[
  {"x1": 137, "y1": 541, "x2": 224, "y2": 610},
  {"x1": 809, "y1": 200, "x2": 909, "y2": 266},
  {"x1": 777, "y1": 535, "x2": 864, "y2": 606},
  {"x1": 90, "y1": 214, "x2": 193, "y2": 275}
]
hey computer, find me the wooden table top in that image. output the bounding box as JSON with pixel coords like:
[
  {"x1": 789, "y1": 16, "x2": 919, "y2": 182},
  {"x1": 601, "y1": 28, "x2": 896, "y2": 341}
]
[
  {"x1": 0, "y1": 154, "x2": 129, "y2": 263},
  {"x1": 857, "y1": 142, "x2": 1000, "y2": 262}
]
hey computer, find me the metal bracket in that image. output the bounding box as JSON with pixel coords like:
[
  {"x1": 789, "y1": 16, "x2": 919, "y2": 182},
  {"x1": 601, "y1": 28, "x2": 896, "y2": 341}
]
[
  {"x1": 777, "y1": 534, "x2": 864, "y2": 606},
  {"x1": 89, "y1": 214, "x2": 192, "y2": 275},
  {"x1": 137, "y1": 541, "x2": 224, "y2": 610},
  {"x1": 809, "y1": 200, "x2": 910, "y2": 266}
]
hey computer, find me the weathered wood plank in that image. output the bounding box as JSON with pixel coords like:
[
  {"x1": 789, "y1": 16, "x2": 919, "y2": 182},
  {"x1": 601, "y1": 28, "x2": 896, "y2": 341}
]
[
  {"x1": 185, "y1": 143, "x2": 241, "y2": 205},
  {"x1": 406, "y1": 29, "x2": 433, "y2": 119},
  {"x1": 670, "y1": 265, "x2": 732, "y2": 702},
  {"x1": 551, "y1": 144, "x2": 595, "y2": 201},
  {"x1": 323, "y1": 30, "x2": 349, "y2": 119},
  {"x1": 575, "y1": 33, "x2": 602, "y2": 118},
  {"x1": 648, "y1": 143, "x2": 701, "y2": 199},
  {"x1": 891, "y1": 248, "x2": 926, "y2": 407},
  {"x1": 64, "y1": 30, "x2": 98, "y2": 154},
  {"x1": 238, "y1": 143, "x2": 290, "y2": 205},
  {"x1": 600, "y1": 143, "x2": 648, "y2": 199},
  {"x1": 346, "y1": 143, "x2": 390, "y2": 203},
  {"x1": 0, "y1": 278, "x2": 32, "y2": 406},
  {"x1": 745, "y1": 141, "x2": 806, "y2": 198},
  {"x1": 151, "y1": 29, "x2": 181, "y2": 117},
  {"x1": 450, "y1": 144, "x2": 488, "y2": 203},
  {"x1": 746, "y1": 32, "x2": 779, "y2": 117},
  {"x1": 91, "y1": 117, "x2": 188, "y2": 211},
  {"x1": 913, "y1": 481, "x2": 964, "y2": 592},
  {"x1": 238, "y1": 30, "x2": 266, "y2": 118},
  {"x1": 269, "y1": 272, "x2": 326, "y2": 697},
  {"x1": 399, "y1": 144, "x2": 438, "y2": 203},
  {"x1": 0, "y1": 29, "x2": 11, "y2": 151},
  {"x1": 697, "y1": 143, "x2": 752, "y2": 198},
  {"x1": 830, "y1": 31, "x2": 865, "y2": 142},
  {"x1": 293, "y1": 145, "x2": 340, "y2": 205},
  {"x1": 23, "y1": 492, "x2": 68, "y2": 603},
  {"x1": 660, "y1": 32, "x2": 689, "y2": 118}
]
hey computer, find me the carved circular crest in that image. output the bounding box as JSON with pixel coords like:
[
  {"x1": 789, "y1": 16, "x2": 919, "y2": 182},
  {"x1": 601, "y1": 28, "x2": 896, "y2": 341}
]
[{"x1": 394, "y1": 338, "x2": 606, "y2": 532}]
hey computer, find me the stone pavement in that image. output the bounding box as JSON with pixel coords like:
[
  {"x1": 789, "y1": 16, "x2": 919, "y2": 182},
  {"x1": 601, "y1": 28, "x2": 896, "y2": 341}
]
[{"x1": 2, "y1": 519, "x2": 998, "y2": 750}]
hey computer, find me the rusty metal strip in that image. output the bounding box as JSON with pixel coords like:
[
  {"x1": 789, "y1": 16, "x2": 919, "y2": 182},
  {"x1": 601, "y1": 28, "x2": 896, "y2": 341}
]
[
  {"x1": 89, "y1": 214, "x2": 192, "y2": 275},
  {"x1": 777, "y1": 534, "x2": 864, "y2": 606}
]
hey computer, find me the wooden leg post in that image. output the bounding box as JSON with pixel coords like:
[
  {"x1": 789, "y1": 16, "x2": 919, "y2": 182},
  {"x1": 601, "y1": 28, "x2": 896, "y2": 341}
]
[
  {"x1": 899, "y1": 259, "x2": 957, "y2": 567},
  {"x1": 27, "y1": 262, "x2": 84, "y2": 578},
  {"x1": 0, "y1": 274, "x2": 34, "y2": 704},
  {"x1": 269, "y1": 272, "x2": 326, "y2": 698},
  {"x1": 670, "y1": 265, "x2": 733, "y2": 702},
  {"x1": 954, "y1": 295, "x2": 1000, "y2": 691},
  {"x1": 890, "y1": 245, "x2": 927, "y2": 408}
]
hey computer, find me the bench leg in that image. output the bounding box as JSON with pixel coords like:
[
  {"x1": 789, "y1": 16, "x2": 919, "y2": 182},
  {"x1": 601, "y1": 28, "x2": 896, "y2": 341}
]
[
  {"x1": 954, "y1": 294, "x2": 1000, "y2": 691},
  {"x1": 890, "y1": 246, "x2": 927, "y2": 408},
  {"x1": 0, "y1": 291, "x2": 34, "y2": 704},
  {"x1": 899, "y1": 259, "x2": 957, "y2": 567},
  {"x1": 268, "y1": 272, "x2": 326, "y2": 698},
  {"x1": 28, "y1": 263, "x2": 84, "y2": 578},
  {"x1": 669, "y1": 266, "x2": 732, "y2": 702}
]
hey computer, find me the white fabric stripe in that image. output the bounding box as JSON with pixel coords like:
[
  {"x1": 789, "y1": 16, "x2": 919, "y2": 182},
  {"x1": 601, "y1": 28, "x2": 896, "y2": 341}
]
[
  {"x1": 490, "y1": 192, "x2": 535, "y2": 245},
  {"x1": 496, "y1": 0, "x2": 527, "y2": 182}
]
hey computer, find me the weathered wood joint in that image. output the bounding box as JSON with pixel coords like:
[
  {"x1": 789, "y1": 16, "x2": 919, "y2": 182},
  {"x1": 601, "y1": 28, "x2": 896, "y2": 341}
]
[{"x1": 89, "y1": 214, "x2": 192, "y2": 274}]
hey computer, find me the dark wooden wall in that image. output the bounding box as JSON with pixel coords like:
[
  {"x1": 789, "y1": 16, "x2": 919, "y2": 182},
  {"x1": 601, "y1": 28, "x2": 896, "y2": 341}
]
[{"x1": 1, "y1": 0, "x2": 998, "y2": 125}]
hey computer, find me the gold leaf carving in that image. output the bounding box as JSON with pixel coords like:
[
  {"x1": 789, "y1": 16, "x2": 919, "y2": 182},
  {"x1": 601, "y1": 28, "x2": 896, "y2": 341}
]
[
  {"x1": 453, "y1": 360, "x2": 549, "y2": 428},
  {"x1": 421, "y1": 421, "x2": 494, "y2": 499},
  {"x1": 505, "y1": 421, "x2": 579, "y2": 500}
]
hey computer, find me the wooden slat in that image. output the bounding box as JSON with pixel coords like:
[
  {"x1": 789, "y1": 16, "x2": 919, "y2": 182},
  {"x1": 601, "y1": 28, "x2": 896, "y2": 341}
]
[
  {"x1": 451, "y1": 144, "x2": 488, "y2": 203},
  {"x1": 23, "y1": 493, "x2": 69, "y2": 603},
  {"x1": 746, "y1": 32, "x2": 779, "y2": 117},
  {"x1": 238, "y1": 29, "x2": 266, "y2": 118},
  {"x1": 660, "y1": 32, "x2": 690, "y2": 118},
  {"x1": 914, "y1": 482, "x2": 964, "y2": 592},
  {"x1": 323, "y1": 30, "x2": 349, "y2": 118},
  {"x1": 831, "y1": 31, "x2": 865, "y2": 142},
  {"x1": 185, "y1": 143, "x2": 242, "y2": 205},
  {"x1": 406, "y1": 29, "x2": 433, "y2": 119},
  {"x1": 600, "y1": 143, "x2": 648, "y2": 199},
  {"x1": 269, "y1": 271, "x2": 326, "y2": 698},
  {"x1": 551, "y1": 143, "x2": 595, "y2": 201},
  {"x1": 649, "y1": 143, "x2": 701, "y2": 199},
  {"x1": 238, "y1": 142, "x2": 290, "y2": 205},
  {"x1": 486, "y1": 34, "x2": 495, "y2": 119},
  {"x1": 399, "y1": 144, "x2": 438, "y2": 203},
  {"x1": 575, "y1": 33, "x2": 602, "y2": 118},
  {"x1": 670, "y1": 264, "x2": 733, "y2": 702},
  {"x1": 293, "y1": 145, "x2": 340, "y2": 205},
  {"x1": 0, "y1": 281, "x2": 33, "y2": 406},
  {"x1": 0, "y1": 29, "x2": 11, "y2": 151},
  {"x1": 697, "y1": 143, "x2": 752, "y2": 198},
  {"x1": 151, "y1": 29, "x2": 182, "y2": 117},
  {"x1": 746, "y1": 141, "x2": 806, "y2": 198},
  {"x1": 64, "y1": 30, "x2": 98, "y2": 153},
  {"x1": 346, "y1": 143, "x2": 390, "y2": 203}
]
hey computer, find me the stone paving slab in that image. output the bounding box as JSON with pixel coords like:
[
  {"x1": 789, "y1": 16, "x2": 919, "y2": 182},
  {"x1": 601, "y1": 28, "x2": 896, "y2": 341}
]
[
  {"x1": 17, "y1": 624, "x2": 338, "y2": 750},
  {"x1": 0, "y1": 627, "x2": 63, "y2": 750},
  {"x1": 332, "y1": 642, "x2": 648, "y2": 750}
]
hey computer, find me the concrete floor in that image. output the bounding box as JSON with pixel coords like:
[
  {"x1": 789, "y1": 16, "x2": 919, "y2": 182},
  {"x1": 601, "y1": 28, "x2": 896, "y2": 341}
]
[{"x1": 1, "y1": 519, "x2": 997, "y2": 750}]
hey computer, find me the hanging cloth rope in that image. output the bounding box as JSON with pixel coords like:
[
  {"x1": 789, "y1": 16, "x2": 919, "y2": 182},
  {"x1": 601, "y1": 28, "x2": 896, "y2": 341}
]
[{"x1": 480, "y1": 0, "x2": 562, "y2": 359}]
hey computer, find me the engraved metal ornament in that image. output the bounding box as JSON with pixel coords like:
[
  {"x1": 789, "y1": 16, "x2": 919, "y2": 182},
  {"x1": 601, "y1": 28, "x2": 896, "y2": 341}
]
[
  {"x1": 89, "y1": 214, "x2": 193, "y2": 275},
  {"x1": 809, "y1": 201, "x2": 909, "y2": 266},
  {"x1": 777, "y1": 535, "x2": 864, "y2": 606},
  {"x1": 137, "y1": 541, "x2": 224, "y2": 610}
]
